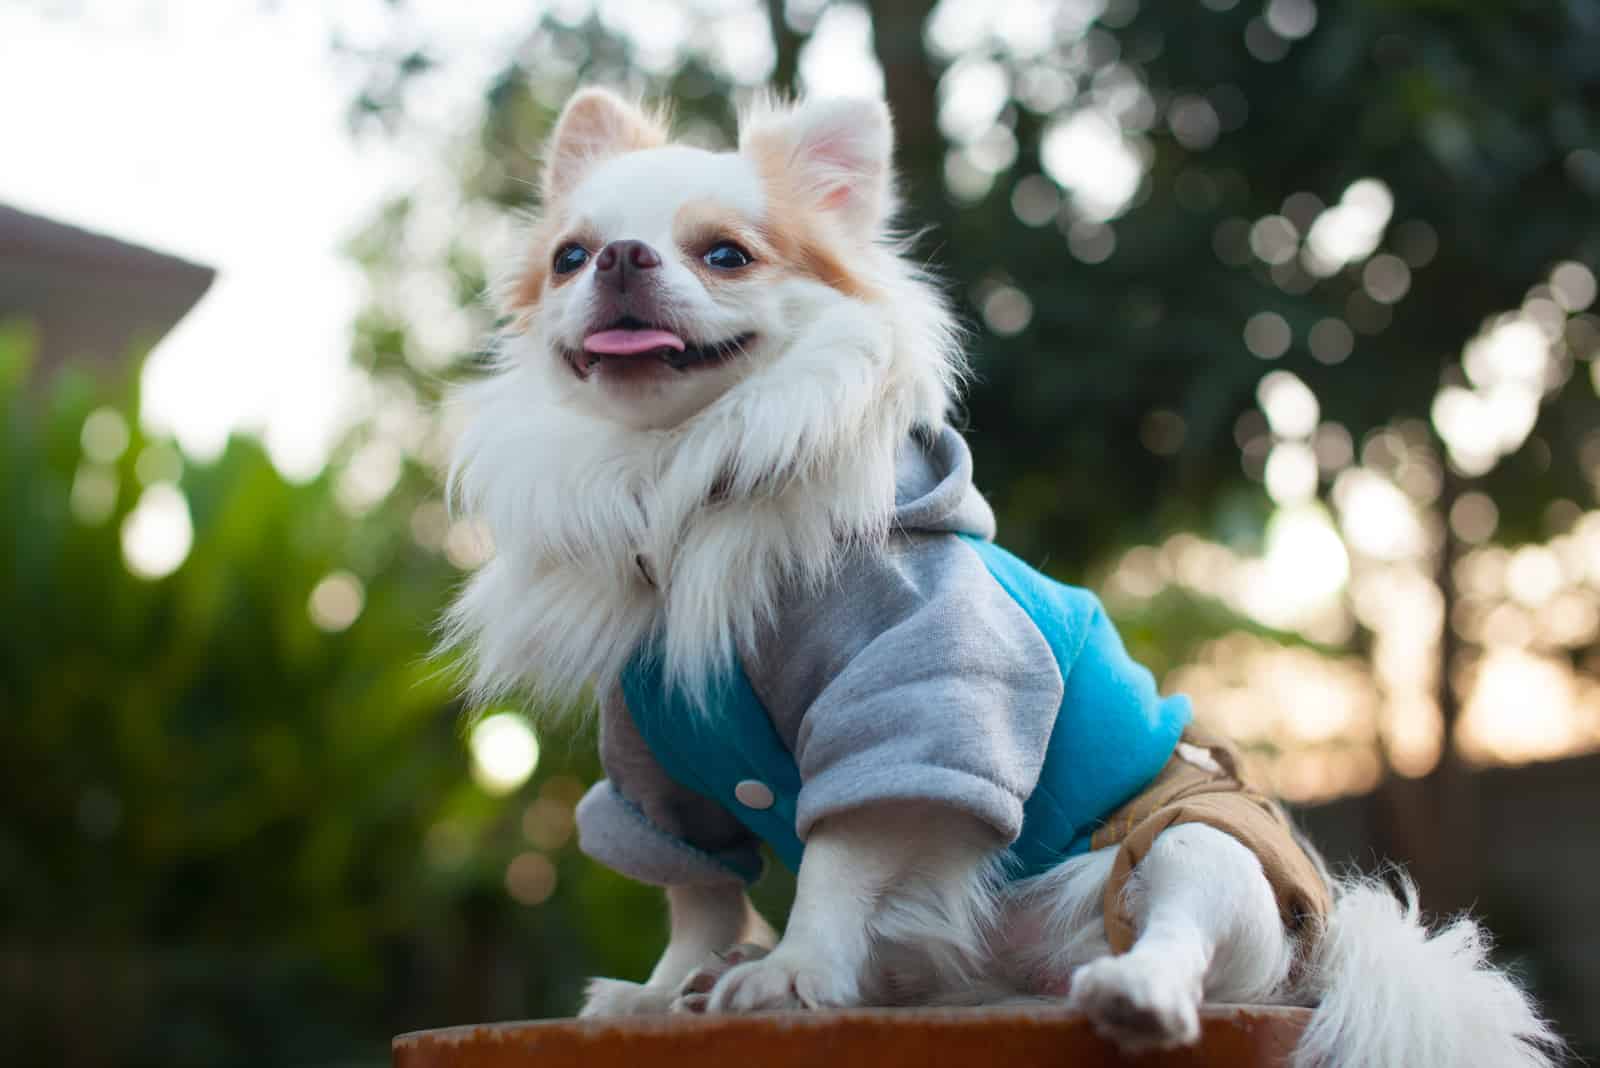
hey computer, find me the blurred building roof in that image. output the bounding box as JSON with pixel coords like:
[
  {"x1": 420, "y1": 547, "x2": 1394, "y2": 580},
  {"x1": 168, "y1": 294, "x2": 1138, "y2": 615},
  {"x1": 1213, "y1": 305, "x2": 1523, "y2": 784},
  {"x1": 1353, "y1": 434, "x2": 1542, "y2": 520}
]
[{"x1": 0, "y1": 202, "x2": 215, "y2": 377}]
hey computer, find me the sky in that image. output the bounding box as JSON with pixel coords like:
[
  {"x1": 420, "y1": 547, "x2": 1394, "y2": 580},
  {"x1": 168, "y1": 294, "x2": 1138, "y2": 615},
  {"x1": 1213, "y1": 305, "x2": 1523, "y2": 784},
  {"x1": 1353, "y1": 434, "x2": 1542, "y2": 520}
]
[
  {"x1": 0, "y1": 0, "x2": 876, "y2": 479},
  {"x1": 0, "y1": 1, "x2": 528, "y2": 477}
]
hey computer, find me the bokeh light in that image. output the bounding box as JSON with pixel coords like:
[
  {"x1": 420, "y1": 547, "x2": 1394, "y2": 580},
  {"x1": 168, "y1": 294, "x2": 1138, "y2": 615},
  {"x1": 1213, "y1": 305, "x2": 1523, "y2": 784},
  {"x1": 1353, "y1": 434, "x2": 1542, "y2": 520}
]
[
  {"x1": 523, "y1": 797, "x2": 576, "y2": 851},
  {"x1": 70, "y1": 464, "x2": 119, "y2": 525},
  {"x1": 1303, "y1": 178, "x2": 1392, "y2": 276},
  {"x1": 469, "y1": 713, "x2": 541, "y2": 796},
  {"x1": 1307, "y1": 318, "x2": 1354, "y2": 364},
  {"x1": 1041, "y1": 109, "x2": 1145, "y2": 222},
  {"x1": 505, "y1": 851, "x2": 558, "y2": 906},
  {"x1": 120, "y1": 483, "x2": 193, "y2": 579},
  {"x1": 981, "y1": 284, "x2": 1033, "y2": 336},
  {"x1": 1244, "y1": 311, "x2": 1291, "y2": 359},
  {"x1": 308, "y1": 571, "x2": 365, "y2": 632},
  {"x1": 80, "y1": 408, "x2": 130, "y2": 464}
]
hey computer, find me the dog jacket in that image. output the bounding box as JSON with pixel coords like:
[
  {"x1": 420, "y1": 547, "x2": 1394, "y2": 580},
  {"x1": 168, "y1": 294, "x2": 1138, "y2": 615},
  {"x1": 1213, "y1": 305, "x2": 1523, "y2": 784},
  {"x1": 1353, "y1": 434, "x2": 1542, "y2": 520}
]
[{"x1": 575, "y1": 426, "x2": 1194, "y2": 886}]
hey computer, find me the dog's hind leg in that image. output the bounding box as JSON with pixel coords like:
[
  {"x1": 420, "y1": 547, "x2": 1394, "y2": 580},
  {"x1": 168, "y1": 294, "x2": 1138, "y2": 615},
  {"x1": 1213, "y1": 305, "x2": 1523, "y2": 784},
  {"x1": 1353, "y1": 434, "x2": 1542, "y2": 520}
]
[{"x1": 1066, "y1": 823, "x2": 1294, "y2": 1052}]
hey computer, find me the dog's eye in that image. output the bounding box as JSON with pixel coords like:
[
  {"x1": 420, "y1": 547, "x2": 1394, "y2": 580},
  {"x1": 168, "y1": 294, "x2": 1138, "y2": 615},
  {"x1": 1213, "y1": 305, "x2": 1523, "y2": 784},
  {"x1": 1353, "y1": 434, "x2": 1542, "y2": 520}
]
[
  {"x1": 703, "y1": 242, "x2": 753, "y2": 270},
  {"x1": 553, "y1": 243, "x2": 589, "y2": 274}
]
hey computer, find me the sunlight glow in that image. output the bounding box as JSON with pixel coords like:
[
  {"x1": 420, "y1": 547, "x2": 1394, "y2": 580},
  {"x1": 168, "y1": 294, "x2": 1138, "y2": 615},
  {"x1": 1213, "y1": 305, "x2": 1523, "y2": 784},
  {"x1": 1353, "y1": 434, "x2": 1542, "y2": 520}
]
[
  {"x1": 1435, "y1": 315, "x2": 1551, "y2": 475},
  {"x1": 938, "y1": 58, "x2": 1009, "y2": 144},
  {"x1": 1257, "y1": 371, "x2": 1319, "y2": 438},
  {"x1": 1168, "y1": 633, "x2": 1378, "y2": 803},
  {"x1": 1463, "y1": 318, "x2": 1548, "y2": 390},
  {"x1": 1264, "y1": 441, "x2": 1318, "y2": 504},
  {"x1": 798, "y1": 2, "x2": 884, "y2": 98},
  {"x1": 1332, "y1": 468, "x2": 1425, "y2": 560},
  {"x1": 1262, "y1": 504, "x2": 1350, "y2": 608},
  {"x1": 709, "y1": 6, "x2": 775, "y2": 84},
  {"x1": 1303, "y1": 178, "x2": 1392, "y2": 277},
  {"x1": 1111, "y1": 429, "x2": 1600, "y2": 796},
  {"x1": 926, "y1": 0, "x2": 1103, "y2": 60},
  {"x1": 470, "y1": 713, "x2": 541, "y2": 796},
  {"x1": 120, "y1": 483, "x2": 194, "y2": 580},
  {"x1": 1459, "y1": 649, "x2": 1600, "y2": 765},
  {"x1": 1041, "y1": 110, "x2": 1146, "y2": 222},
  {"x1": 0, "y1": 3, "x2": 511, "y2": 477},
  {"x1": 1550, "y1": 261, "x2": 1597, "y2": 312}
]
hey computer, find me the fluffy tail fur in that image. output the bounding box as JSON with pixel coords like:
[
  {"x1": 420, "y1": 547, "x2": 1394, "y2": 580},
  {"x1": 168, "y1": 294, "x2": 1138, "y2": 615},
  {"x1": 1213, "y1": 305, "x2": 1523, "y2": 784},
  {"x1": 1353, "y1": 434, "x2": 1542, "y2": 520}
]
[{"x1": 1293, "y1": 874, "x2": 1563, "y2": 1068}]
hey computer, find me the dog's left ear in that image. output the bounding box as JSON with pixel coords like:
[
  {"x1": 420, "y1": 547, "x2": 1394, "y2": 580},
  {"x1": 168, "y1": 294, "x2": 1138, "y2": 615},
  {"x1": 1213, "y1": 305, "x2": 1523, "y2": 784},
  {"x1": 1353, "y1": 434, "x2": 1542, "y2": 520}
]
[{"x1": 740, "y1": 96, "x2": 895, "y2": 235}]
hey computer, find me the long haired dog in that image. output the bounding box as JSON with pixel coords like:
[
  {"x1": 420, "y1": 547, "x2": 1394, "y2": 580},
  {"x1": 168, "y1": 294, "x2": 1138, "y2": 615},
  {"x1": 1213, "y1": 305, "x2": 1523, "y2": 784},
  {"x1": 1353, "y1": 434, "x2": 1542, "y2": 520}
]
[{"x1": 446, "y1": 89, "x2": 1560, "y2": 1066}]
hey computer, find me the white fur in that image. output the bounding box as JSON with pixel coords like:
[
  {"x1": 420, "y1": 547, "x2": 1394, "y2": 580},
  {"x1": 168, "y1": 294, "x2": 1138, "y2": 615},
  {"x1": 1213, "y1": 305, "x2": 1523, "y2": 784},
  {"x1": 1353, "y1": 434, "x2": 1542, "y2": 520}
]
[
  {"x1": 1064, "y1": 825, "x2": 1294, "y2": 1050},
  {"x1": 1292, "y1": 873, "x2": 1562, "y2": 1067},
  {"x1": 996, "y1": 849, "x2": 1117, "y2": 996},
  {"x1": 704, "y1": 803, "x2": 1001, "y2": 1013},
  {"x1": 579, "y1": 883, "x2": 774, "y2": 1017},
  {"x1": 578, "y1": 146, "x2": 767, "y2": 236},
  {"x1": 445, "y1": 95, "x2": 961, "y2": 708}
]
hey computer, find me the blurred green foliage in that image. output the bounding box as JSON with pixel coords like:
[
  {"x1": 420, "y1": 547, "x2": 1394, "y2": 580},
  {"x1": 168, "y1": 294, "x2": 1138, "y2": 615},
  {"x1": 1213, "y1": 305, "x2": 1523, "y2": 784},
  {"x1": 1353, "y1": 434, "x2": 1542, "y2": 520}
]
[
  {"x1": 0, "y1": 324, "x2": 709, "y2": 1065},
  {"x1": 4, "y1": 0, "x2": 1599, "y2": 1065}
]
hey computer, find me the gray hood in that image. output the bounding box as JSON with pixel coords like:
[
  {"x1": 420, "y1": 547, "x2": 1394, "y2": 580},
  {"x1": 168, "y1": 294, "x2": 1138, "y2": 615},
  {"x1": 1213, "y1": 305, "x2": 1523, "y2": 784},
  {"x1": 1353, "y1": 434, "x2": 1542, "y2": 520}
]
[{"x1": 892, "y1": 426, "x2": 997, "y2": 539}]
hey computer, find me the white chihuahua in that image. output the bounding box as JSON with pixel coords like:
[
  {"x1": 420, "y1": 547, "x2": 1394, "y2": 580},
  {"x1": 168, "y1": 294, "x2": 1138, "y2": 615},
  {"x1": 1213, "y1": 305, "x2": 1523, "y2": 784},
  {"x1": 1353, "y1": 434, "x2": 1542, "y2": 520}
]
[{"x1": 444, "y1": 88, "x2": 1560, "y2": 1066}]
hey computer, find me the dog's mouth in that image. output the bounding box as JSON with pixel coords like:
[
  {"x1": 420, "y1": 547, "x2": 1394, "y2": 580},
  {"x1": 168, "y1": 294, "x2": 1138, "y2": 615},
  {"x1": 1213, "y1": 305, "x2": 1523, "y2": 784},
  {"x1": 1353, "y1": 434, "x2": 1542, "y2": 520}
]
[{"x1": 566, "y1": 317, "x2": 755, "y2": 377}]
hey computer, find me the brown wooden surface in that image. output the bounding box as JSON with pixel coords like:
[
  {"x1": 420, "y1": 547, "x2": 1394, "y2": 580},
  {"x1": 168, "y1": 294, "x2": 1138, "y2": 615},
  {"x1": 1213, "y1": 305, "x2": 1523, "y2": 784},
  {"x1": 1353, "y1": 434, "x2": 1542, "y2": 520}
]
[{"x1": 394, "y1": 1005, "x2": 1312, "y2": 1067}]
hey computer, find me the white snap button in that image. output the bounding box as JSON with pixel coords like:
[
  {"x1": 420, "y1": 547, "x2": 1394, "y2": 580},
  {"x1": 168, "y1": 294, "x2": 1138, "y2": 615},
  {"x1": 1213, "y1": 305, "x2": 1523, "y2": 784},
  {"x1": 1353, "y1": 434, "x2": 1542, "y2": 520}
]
[{"x1": 734, "y1": 780, "x2": 775, "y2": 810}]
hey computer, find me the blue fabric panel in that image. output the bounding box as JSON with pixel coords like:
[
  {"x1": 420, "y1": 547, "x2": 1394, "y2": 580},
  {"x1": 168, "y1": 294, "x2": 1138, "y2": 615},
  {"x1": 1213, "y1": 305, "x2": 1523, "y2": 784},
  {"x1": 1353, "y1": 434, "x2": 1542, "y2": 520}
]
[
  {"x1": 621, "y1": 652, "x2": 806, "y2": 873},
  {"x1": 959, "y1": 537, "x2": 1192, "y2": 877}
]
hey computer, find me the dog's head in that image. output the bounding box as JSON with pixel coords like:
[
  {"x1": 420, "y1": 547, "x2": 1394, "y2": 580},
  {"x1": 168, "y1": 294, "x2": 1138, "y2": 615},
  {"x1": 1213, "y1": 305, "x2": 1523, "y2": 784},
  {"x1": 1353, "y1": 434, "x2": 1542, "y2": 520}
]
[{"x1": 500, "y1": 89, "x2": 897, "y2": 430}]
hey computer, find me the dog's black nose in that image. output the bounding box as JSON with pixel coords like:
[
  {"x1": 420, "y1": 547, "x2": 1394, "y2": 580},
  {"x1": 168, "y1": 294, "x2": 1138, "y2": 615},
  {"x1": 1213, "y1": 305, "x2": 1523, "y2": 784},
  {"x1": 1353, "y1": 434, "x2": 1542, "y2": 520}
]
[{"x1": 594, "y1": 240, "x2": 662, "y2": 290}]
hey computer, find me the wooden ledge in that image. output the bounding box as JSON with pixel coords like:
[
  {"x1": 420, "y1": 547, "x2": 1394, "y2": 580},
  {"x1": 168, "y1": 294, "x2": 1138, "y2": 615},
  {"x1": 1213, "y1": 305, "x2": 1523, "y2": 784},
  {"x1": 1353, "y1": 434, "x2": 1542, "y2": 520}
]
[{"x1": 394, "y1": 1005, "x2": 1312, "y2": 1067}]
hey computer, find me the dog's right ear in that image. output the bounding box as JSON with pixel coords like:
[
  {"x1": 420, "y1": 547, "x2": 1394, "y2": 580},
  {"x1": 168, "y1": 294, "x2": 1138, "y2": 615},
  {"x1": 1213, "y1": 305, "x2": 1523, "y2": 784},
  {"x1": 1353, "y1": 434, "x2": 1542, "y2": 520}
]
[
  {"x1": 543, "y1": 89, "x2": 668, "y2": 202},
  {"x1": 739, "y1": 96, "x2": 895, "y2": 236}
]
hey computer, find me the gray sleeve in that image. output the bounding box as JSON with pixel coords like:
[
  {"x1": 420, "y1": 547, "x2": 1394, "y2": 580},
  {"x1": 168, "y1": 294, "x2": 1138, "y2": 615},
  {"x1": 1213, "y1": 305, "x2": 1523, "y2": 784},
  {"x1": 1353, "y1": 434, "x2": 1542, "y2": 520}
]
[
  {"x1": 575, "y1": 687, "x2": 763, "y2": 886},
  {"x1": 746, "y1": 533, "x2": 1064, "y2": 844}
]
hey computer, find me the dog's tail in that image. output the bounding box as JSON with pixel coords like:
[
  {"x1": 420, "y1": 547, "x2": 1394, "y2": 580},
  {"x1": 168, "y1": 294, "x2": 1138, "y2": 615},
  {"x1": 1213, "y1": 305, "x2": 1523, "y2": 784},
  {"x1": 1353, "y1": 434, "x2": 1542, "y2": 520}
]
[{"x1": 1291, "y1": 872, "x2": 1563, "y2": 1068}]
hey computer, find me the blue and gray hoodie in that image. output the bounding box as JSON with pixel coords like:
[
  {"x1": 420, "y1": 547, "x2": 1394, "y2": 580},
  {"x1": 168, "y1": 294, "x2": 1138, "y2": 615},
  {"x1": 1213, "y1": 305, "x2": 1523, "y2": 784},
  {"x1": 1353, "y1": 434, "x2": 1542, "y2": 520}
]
[{"x1": 575, "y1": 426, "x2": 1191, "y2": 886}]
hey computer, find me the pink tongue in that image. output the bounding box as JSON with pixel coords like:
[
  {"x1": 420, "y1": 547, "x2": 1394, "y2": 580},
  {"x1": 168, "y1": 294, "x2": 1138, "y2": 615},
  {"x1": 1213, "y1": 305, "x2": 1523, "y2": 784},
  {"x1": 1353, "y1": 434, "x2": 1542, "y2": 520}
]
[{"x1": 583, "y1": 328, "x2": 686, "y2": 356}]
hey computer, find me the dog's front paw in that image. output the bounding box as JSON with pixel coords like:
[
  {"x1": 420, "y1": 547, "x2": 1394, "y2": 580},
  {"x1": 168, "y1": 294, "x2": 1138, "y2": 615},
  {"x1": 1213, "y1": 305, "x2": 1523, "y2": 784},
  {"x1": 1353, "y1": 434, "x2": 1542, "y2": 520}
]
[
  {"x1": 578, "y1": 977, "x2": 675, "y2": 1017},
  {"x1": 704, "y1": 947, "x2": 859, "y2": 1013},
  {"x1": 669, "y1": 943, "x2": 770, "y2": 1014},
  {"x1": 1066, "y1": 954, "x2": 1203, "y2": 1052}
]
